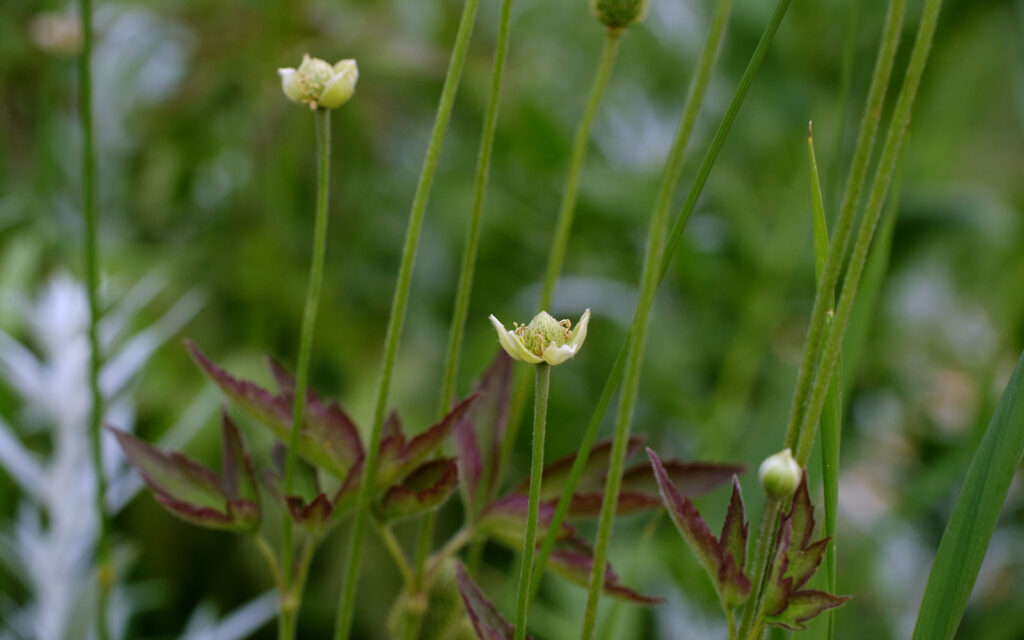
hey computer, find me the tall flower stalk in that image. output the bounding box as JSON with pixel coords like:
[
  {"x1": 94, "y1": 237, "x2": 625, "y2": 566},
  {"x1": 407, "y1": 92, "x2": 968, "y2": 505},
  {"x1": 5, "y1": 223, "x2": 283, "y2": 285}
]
[
  {"x1": 275, "y1": 52, "x2": 358, "y2": 639},
  {"x1": 332, "y1": 1, "x2": 480, "y2": 637},
  {"x1": 76, "y1": 0, "x2": 112, "y2": 636},
  {"x1": 277, "y1": 108, "x2": 331, "y2": 639}
]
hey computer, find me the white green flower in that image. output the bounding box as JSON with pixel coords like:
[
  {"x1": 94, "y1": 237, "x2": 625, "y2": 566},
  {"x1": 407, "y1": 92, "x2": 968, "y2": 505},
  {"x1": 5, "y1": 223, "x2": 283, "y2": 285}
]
[
  {"x1": 279, "y1": 55, "x2": 358, "y2": 110},
  {"x1": 489, "y1": 309, "x2": 590, "y2": 366}
]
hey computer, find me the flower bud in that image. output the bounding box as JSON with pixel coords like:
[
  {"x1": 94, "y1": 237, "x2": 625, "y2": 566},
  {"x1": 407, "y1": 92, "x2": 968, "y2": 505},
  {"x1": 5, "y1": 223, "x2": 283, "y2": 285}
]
[
  {"x1": 278, "y1": 54, "x2": 359, "y2": 110},
  {"x1": 589, "y1": 0, "x2": 650, "y2": 29},
  {"x1": 489, "y1": 309, "x2": 590, "y2": 366},
  {"x1": 758, "y1": 448, "x2": 801, "y2": 499}
]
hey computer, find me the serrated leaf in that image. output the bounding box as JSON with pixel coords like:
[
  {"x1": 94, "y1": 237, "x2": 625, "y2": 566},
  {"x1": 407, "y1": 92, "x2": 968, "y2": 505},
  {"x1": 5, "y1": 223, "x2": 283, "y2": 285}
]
[
  {"x1": 377, "y1": 393, "x2": 478, "y2": 488},
  {"x1": 787, "y1": 473, "x2": 815, "y2": 550},
  {"x1": 647, "y1": 449, "x2": 721, "y2": 578},
  {"x1": 477, "y1": 495, "x2": 575, "y2": 551},
  {"x1": 220, "y1": 410, "x2": 259, "y2": 505},
  {"x1": 767, "y1": 590, "x2": 851, "y2": 631},
  {"x1": 719, "y1": 476, "x2": 747, "y2": 570},
  {"x1": 285, "y1": 493, "x2": 334, "y2": 532},
  {"x1": 189, "y1": 341, "x2": 362, "y2": 477},
  {"x1": 621, "y1": 458, "x2": 744, "y2": 498},
  {"x1": 109, "y1": 426, "x2": 258, "y2": 531},
  {"x1": 547, "y1": 550, "x2": 665, "y2": 604},
  {"x1": 455, "y1": 410, "x2": 483, "y2": 513},
  {"x1": 764, "y1": 519, "x2": 793, "y2": 617},
  {"x1": 462, "y1": 351, "x2": 513, "y2": 502},
  {"x1": 557, "y1": 491, "x2": 661, "y2": 518},
  {"x1": 788, "y1": 537, "x2": 830, "y2": 591},
  {"x1": 376, "y1": 459, "x2": 459, "y2": 522},
  {"x1": 454, "y1": 562, "x2": 521, "y2": 640}
]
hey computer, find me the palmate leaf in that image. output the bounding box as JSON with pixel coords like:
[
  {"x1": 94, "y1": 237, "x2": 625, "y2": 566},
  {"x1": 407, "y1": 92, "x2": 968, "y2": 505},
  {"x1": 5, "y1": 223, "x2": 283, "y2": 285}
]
[
  {"x1": 376, "y1": 394, "x2": 478, "y2": 488},
  {"x1": 375, "y1": 458, "x2": 459, "y2": 522},
  {"x1": 647, "y1": 448, "x2": 751, "y2": 608},
  {"x1": 189, "y1": 341, "x2": 363, "y2": 477},
  {"x1": 763, "y1": 475, "x2": 850, "y2": 631},
  {"x1": 913, "y1": 350, "x2": 1024, "y2": 640},
  {"x1": 109, "y1": 412, "x2": 260, "y2": 532}
]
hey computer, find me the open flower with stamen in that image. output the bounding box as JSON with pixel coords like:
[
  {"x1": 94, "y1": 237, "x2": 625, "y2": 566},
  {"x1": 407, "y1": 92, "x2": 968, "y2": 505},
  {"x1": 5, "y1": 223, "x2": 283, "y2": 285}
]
[{"x1": 489, "y1": 310, "x2": 590, "y2": 366}]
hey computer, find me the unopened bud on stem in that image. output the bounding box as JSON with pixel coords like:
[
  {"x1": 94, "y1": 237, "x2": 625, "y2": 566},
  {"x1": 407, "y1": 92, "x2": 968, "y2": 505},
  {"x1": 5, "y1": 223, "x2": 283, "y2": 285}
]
[{"x1": 758, "y1": 448, "x2": 801, "y2": 499}]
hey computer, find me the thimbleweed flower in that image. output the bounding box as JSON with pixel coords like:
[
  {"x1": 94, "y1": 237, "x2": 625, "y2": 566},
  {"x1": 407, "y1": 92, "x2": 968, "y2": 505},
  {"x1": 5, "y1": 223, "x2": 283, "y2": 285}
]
[
  {"x1": 589, "y1": 0, "x2": 651, "y2": 29},
  {"x1": 758, "y1": 448, "x2": 801, "y2": 499},
  {"x1": 279, "y1": 54, "x2": 359, "y2": 110},
  {"x1": 489, "y1": 309, "x2": 590, "y2": 366}
]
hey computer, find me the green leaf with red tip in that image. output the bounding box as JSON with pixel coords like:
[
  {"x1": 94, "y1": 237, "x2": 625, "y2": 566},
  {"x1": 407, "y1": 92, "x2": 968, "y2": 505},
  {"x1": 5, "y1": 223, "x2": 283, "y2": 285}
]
[
  {"x1": 376, "y1": 393, "x2": 478, "y2": 488},
  {"x1": 547, "y1": 549, "x2": 665, "y2": 604},
  {"x1": 221, "y1": 411, "x2": 259, "y2": 506},
  {"x1": 286, "y1": 493, "x2": 334, "y2": 533},
  {"x1": 477, "y1": 496, "x2": 576, "y2": 551},
  {"x1": 557, "y1": 491, "x2": 661, "y2": 518},
  {"x1": 647, "y1": 448, "x2": 750, "y2": 608},
  {"x1": 788, "y1": 537, "x2": 830, "y2": 591},
  {"x1": 188, "y1": 341, "x2": 363, "y2": 477},
  {"x1": 454, "y1": 562, "x2": 522, "y2": 640},
  {"x1": 766, "y1": 590, "x2": 851, "y2": 631},
  {"x1": 719, "y1": 476, "x2": 747, "y2": 571},
  {"x1": 621, "y1": 459, "x2": 745, "y2": 498},
  {"x1": 787, "y1": 473, "x2": 815, "y2": 550},
  {"x1": 108, "y1": 425, "x2": 259, "y2": 532},
  {"x1": 376, "y1": 458, "x2": 459, "y2": 522}
]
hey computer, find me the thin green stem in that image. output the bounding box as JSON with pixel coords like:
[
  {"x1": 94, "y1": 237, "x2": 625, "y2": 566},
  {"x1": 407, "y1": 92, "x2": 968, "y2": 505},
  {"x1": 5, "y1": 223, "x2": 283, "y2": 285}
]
[
  {"x1": 426, "y1": 527, "x2": 476, "y2": 581},
  {"x1": 513, "y1": 364, "x2": 549, "y2": 640},
  {"x1": 783, "y1": 0, "x2": 907, "y2": 452},
  {"x1": 281, "y1": 109, "x2": 331, "y2": 618},
  {"x1": 828, "y1": 0, "x2": 861, "y2": 213},
  {"x1": 495, "y1": 27, "x2": 624, "y2": 513},
  {"x1": 377, "y1": 521, "x2": 415, "y2": 588},
  {"x1": 78, "y1": 0, "x2": 111, "y2": 636},
  {"x1": 254, "y1": 534, "x2": 284, "y2": 591},
  {"x1": 418, "y1": 0, "x2": 517, "y2": 591},
  {"x1": 332, "y1": 1, "x2": 479, "y2": 636},
  {"x1": 736, "y1": 497, "x2": 782, "y2": 640},
  {"x1": 795, "y1": 0, "x2": 943, "y2": 465},
  {"x1": 532, "y1": 0, "x2": 734, "y2": 600}
]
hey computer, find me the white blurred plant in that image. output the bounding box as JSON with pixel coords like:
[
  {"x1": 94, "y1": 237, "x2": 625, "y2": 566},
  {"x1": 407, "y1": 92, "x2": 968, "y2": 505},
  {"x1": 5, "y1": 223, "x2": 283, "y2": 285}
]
[{"x1": 0, "y1": 272, "x2": 274, "y2": 640}]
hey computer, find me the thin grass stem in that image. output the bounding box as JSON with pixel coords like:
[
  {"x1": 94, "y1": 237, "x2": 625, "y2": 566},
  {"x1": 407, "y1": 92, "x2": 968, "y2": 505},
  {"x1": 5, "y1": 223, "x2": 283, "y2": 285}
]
[
  {"x1": 332, "y1": 1, "x2": 479, "y2": 635},
  {"x1": 783, "y1": 0, "x2": 907, "y2": 452},
  {"x1": 795, "y1": 0, "x2": 944, "y2": 465}
]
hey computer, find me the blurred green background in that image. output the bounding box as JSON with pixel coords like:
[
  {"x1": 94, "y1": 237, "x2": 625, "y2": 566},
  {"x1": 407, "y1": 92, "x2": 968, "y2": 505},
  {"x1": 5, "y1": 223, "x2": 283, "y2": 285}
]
[{"x1": 2, "y1": 0, "x2": 1023, "y2": 637}]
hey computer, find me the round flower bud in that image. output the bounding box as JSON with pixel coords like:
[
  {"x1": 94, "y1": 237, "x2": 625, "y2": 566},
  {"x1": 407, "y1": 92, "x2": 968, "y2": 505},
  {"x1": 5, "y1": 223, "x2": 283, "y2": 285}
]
[
  {"x1": 278, "y1": 54, "x2": 359, "y2": 110},
  {"x1": 589, "y1": 0, "x2": 651, "y2": 29},
  {"x1": 758, "y1": 448, "x2": 801, "y2": 499}
]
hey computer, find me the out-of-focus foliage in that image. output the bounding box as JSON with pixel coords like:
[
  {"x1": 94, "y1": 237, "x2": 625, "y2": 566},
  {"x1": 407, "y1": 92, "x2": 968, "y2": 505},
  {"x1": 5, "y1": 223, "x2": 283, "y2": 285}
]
[{"x1": 1, "y1": 0, "x2": 1022, "y2": 637}]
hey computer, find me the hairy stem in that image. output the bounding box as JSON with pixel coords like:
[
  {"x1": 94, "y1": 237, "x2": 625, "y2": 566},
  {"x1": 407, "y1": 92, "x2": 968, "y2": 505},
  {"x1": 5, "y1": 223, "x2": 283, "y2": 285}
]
[
  {"x1": 736, "y1": 497, "x2": 782, "y2": 640},
  {"x1": 513, "y1": 364, "x2": 550, "y2": 640},
  {"x1": 77, "y1": 0, "x2": 111, "y2": 636},
  {"x1": 332, "y1": 1, "x2": 479, "y2": 636},
  {"x1": 280, "y1": 110, "x2": 331, "y2": 637}
]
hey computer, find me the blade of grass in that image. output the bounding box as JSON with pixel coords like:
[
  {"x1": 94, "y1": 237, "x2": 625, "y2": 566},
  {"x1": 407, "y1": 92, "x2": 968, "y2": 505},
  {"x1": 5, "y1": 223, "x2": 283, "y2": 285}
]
[
  {"x1": 332, "y1": 0, "x2": 480, "y2": 636},
  {"x1": 529, "y1": 0, "x2": 737, "y2": 602},
  {"x1": 911, "y1": 349, "x2": 1024, "y2": 640},
  {"x1": 794, "y1": 0, "x2": 945, "y2": 465},
  {"x1": 783, "y1": 0, "x2": 908, "y2": 453},
  {"x1": 808, "y1": 123, "x2": 842, "y2": 640},
  {"x1": 582, "y1": 0, "x2": 795, "y2": 635}
]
